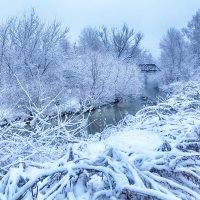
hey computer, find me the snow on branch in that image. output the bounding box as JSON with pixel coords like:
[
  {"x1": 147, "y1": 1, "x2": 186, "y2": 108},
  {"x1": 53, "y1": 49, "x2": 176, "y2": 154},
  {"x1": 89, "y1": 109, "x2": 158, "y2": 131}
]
[{"x1": 0, "y1": 81, "x2": 200, "y2": 199}]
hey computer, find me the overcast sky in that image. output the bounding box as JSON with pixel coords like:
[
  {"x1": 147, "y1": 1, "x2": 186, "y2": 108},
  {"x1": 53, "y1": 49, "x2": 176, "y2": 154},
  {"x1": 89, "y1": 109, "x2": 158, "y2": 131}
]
[{"x1": 0, "y1": 0, "x2": 200, "y2": 58}]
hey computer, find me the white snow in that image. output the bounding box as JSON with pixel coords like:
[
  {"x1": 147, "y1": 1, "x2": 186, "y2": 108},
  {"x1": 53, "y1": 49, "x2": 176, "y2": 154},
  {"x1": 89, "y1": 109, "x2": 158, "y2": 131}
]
[
  {"x1": 0, "y1": 81, "x2": 200, "y2": 199},
  {"x1": 77, "y1": 129, "x2": 163, "y2": 163},
  {"x1": 105, "y1": 130, "x2": 162, "y2": 153}
]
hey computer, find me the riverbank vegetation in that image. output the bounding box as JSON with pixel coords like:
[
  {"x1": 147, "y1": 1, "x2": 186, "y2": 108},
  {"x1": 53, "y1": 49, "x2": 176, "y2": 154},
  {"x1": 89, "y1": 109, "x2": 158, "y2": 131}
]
[
  {"x1": 0, "y1": 81, "x2": 200, "y2": 199},
  {"x1": 0, "y1": 8, "x2": 200, "y2": 200},
  {"x1": 0, "y1": 10, "x2": 149, "y2": 122}
]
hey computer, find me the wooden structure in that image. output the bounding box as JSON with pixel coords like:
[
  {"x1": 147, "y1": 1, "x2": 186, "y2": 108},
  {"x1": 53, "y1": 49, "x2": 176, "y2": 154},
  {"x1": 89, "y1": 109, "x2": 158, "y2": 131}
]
[{"x1": 138, "y1": 64, "x2": 160, "y2": 73}]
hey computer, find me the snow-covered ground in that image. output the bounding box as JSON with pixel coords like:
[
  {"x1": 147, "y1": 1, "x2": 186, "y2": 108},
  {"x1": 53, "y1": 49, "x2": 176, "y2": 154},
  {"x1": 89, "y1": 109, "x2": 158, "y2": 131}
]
[{"x1": 0, "y1": 81, "x2": 200, "y2": 199}]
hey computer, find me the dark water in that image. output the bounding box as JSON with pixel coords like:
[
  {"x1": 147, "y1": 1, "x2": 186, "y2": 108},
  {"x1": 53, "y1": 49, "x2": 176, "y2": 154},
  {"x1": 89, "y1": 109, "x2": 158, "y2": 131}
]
[
  {"x1": 86, "y1": 86, "x2": 162, "y2": 134},
  {"x1": 85, "y1": 98, "x2": 142, "y2": 134}
]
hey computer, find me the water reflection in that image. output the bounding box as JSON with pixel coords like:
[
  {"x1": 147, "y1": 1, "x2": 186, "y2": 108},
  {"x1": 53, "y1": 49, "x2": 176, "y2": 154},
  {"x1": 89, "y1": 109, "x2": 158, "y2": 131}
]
[
  {"x1": 85, "y1": 86, "x2": 161, "y2": 134},
  {"x1": 85, "y1": 98, "x2": 142, "y2": 134}
]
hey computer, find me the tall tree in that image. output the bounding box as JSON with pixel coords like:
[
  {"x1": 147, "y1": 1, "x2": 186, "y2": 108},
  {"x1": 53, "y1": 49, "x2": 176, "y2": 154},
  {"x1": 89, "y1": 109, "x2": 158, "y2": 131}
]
[
  {"x1": 111, "y1": 24, "x2": 143, "y2": 61},
  {"x1": 79, "y1": 27, "x2": 102, "y2": 52},
  {"x1": 183, "y1": 9, "x2": 200, "y2": 68},
  {"x1": 159, "y1": 28, "x2": 186, "y2": 83},
  {"x1": 79, "y1": 24, "x2": 143, "y2": 63},
  {"x1": 0, "y1": 10, "x2": 70, "y2": 110}
]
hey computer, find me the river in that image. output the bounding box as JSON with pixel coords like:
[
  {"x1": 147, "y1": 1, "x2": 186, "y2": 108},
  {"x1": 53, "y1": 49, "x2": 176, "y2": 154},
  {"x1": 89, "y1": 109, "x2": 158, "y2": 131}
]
[{"x1": 86, "y1": 84, "x2": 162, "y2": 134}]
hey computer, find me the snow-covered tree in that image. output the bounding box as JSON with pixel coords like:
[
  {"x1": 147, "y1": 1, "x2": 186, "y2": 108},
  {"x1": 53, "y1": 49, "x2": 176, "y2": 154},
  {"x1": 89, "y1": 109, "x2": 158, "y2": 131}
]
[
  {"x1": 159, "y1": 28, "x2": 187, "y2": 83},
  {"x1": 183, "y1": 9, "x2": 200, "y2": 69},
  {"x1": 79, "y1": 24, "x2": 144, "y2": 63},
  {"x1": 0, "y1": 10, "x2": 71, "y2": 118},
  {"x1": 111, "y1": 24, "x2": 143, "y2": 62},
  {"x1": 79, "y1": 27, "x2": 102, "y2": 53}
]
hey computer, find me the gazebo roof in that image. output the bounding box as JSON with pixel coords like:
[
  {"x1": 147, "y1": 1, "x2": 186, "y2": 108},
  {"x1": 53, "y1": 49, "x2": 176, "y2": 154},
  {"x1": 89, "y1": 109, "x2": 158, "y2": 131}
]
[{"x1": 138, "y1": 64, "x2": 160, "y2": 73}]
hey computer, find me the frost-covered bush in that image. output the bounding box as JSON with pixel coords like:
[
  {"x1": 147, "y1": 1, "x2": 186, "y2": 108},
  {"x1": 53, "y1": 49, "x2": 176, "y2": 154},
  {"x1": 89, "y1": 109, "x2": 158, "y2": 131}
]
[
  {"x1": 0, "y1": 81, "x2": 200, "y2": 199},
  {"x1": 162, "y1": 81, "x2": 200, "y2": 98},
  {"x1": 67, "y1": 52, "x2": 144, "y2": 107},
  {"x1": 0, "y1": 105, "x2": 88, "y2": 177}
]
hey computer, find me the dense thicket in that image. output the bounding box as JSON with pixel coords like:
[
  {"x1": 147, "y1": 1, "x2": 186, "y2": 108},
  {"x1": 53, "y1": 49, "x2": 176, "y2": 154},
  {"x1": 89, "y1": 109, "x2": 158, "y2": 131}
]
[
  {"x1": 0, "y1": 10, "x2": 150, "y2": 121},
  {"x1": 0, "y1": 81, "x2": 200, "y2": 199}
]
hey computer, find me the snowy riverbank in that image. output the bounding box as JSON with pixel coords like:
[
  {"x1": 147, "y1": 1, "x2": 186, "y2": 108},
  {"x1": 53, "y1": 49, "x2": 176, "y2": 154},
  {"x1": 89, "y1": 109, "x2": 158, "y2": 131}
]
[{"x1": 0, "y1": 81, "x2": 200, "y2": 199}]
